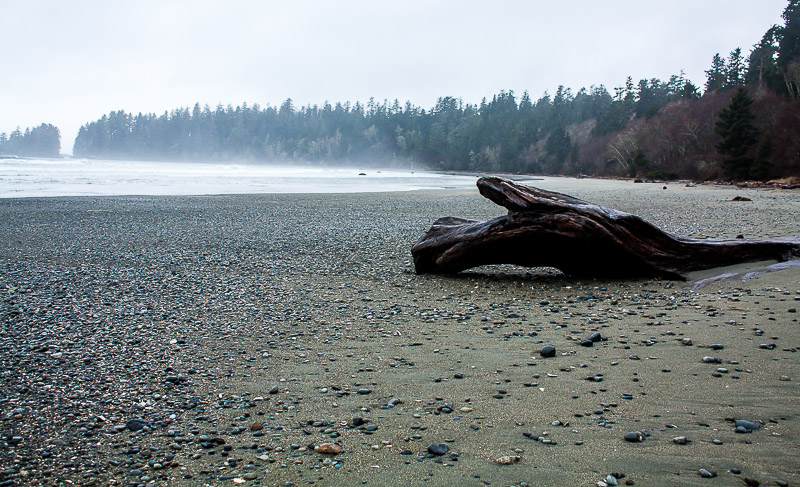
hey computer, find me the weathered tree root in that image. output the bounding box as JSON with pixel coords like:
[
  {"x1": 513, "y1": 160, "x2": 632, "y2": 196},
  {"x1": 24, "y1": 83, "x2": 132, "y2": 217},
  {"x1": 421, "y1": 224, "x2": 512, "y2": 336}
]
[{"x1": 411, "y1": 177, "x2": 800, "y2": 279}]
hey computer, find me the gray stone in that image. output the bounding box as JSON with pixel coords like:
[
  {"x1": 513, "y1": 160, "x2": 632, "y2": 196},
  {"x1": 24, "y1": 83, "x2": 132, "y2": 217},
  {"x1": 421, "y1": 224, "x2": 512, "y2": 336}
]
[
  {"x1": 427, "y1": 443, "x2": 448, "y2": 455},
  {"x1": 540, "y1": 344, "x2": 556, "y2": 358}
]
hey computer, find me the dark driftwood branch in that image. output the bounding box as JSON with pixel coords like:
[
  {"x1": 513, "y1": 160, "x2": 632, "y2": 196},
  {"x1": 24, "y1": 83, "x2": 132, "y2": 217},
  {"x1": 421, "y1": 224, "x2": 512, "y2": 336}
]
[{"x1": 411, "y1": 177, "x2": 800, "y2": 279}]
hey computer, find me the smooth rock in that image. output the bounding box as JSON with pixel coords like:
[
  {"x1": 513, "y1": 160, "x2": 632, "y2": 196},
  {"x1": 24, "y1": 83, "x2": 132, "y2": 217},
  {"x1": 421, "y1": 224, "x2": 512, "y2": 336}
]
[
  {"x1": 126, "y1": 419, "x2": 147, "y2": 432},
  {"x1": 698, "y1": 468, "x2": 716, "y2": 478},
  {"x1": 427, "y1": 443, "x2": 448, "y2": 455},
  {"x1": 316, "y1": 443, "x2": 342, "y2": 455},
  {"x1": 540, "y1": 345, "x2": 556, "y2": 358},
  {"x1": 735, "y1": 419, "x2": 760, "y2": 432},
  {"x1": 624, "y1": 431, "x2": 644, "y2": 442}
]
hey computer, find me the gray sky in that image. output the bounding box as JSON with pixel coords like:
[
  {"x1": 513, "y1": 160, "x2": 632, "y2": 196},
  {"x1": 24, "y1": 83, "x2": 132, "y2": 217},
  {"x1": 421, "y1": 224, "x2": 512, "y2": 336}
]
[{"x1": 0, "y1": 0, "x2": 788, "y2": 154}]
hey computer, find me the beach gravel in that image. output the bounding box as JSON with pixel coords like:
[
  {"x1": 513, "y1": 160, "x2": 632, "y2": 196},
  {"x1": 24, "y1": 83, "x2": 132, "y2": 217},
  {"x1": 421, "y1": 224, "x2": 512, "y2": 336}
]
[{"x1": 0, "y1": 178, "x2": 799, "y2": 486}]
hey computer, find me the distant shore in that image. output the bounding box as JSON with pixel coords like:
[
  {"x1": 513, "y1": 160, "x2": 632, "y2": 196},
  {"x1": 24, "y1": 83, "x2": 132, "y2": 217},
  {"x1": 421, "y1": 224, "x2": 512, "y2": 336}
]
[{"x1": 0, "y1": 183, "x2": 798, "y2": 486}]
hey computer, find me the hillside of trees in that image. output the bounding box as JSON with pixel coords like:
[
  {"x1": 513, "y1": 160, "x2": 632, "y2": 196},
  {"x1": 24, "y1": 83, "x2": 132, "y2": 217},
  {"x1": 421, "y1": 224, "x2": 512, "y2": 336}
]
[
  {"x1": 0, "y1": 124, "x2": 61, "y2": 158},
  {"x1": 72, "y1": 1, "x2": 800, "y2": 181}
]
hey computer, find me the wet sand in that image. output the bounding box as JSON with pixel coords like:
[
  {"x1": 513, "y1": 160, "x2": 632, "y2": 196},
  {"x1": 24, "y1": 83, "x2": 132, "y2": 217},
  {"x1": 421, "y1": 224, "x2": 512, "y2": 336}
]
[{"x1": 0, "y1": 178, "x2": 798, "y2": 486}]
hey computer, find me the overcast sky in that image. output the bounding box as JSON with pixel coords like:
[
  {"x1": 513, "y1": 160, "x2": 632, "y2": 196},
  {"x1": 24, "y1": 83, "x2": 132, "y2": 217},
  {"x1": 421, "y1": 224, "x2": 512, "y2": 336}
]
[{"x1": 0, "y1": 0, "x2": 789, "y2": 154}]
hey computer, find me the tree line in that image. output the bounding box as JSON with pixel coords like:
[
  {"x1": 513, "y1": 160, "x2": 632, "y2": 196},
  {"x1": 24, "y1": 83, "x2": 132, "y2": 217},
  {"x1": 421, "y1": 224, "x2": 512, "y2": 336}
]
[
  {"x1": 10, "y1": 1, "x2": 800, "y2": 181},
  {"x1": 0, "y1": 124, "x2": 61, "y2": 158},
  {"x1": 71, "y1": 78, "x2": 699, "y2": 172}
]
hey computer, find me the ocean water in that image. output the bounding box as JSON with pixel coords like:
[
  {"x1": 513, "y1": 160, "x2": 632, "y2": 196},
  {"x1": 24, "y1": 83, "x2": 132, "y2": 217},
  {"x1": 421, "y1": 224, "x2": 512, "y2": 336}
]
[{"x1": 0, "y1": 158, "x2": 480, "y2": 198}]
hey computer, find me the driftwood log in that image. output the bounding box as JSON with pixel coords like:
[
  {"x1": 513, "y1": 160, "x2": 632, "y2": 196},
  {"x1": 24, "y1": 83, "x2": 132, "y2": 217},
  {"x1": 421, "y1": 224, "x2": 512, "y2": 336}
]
[{"x1": 411, "y1": 177, "x2": 800, "y2": 280}]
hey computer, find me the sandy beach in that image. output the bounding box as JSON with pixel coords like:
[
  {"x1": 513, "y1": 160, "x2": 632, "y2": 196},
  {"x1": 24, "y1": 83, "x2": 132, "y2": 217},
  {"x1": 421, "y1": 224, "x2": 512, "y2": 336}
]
[{"x1": 1, "y1": 178, "x2": 799, "y2": 487}]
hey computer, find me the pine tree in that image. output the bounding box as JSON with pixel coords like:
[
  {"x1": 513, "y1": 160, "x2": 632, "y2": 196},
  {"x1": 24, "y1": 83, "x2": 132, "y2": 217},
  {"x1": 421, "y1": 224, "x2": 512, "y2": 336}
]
[
  {"x1": 750, "y1": 135, "x2": 773, "y2": 180},
  {"x1": 545, "y1": 125, "x2": 571, "y2": 167},
  {"x1": 705, "y1": 53, "x2": 728, "y2": 92},
  {"x1": 726, "y1": 48, "x2": 745, "y2": 87},
  {"x1": 715, "y1": 87, "x2": 759, "y2": 179},
  {"x1": 778, "y1": 0, "x2": 800, "y2": 97},
  {"x1": 747, "y1": 27, "x2": 781, "y2": 91},
  {"x1": 778, "y1": 0, "x2": 800, "y2": 68}
]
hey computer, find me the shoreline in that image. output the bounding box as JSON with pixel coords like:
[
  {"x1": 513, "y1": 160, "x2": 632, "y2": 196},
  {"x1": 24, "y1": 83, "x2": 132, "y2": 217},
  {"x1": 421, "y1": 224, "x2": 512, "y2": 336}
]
[
  {"x1": 0, "y1": 185, "x2": 798, "y2": 486},
  {"x1": 2, "y1": 176, "x2": 798, "y2": 202},
  {"x1": 3, "y1": 154, "x2": 800, "y2": 200}
]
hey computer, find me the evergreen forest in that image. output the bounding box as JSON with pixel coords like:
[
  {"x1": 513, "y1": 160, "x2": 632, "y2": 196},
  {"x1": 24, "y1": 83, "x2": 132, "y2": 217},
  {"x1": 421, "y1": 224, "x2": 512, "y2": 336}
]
[
  {"x1": 0, "y1": 124, "x2": 61, "y2": 158},
  {"x1": 8, "y1": 2, "x2": 800, "y2": 181}
]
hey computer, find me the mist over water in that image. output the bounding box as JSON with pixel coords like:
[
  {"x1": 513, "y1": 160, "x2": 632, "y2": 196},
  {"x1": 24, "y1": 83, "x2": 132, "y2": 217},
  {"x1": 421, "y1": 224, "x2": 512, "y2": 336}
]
[{"x1": 0, "y1": 158, "x2": 480, "y2": 198}]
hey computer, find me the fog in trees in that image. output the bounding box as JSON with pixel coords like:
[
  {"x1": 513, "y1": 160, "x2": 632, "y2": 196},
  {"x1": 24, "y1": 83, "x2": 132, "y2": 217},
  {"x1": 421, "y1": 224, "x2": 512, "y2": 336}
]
[
  {"x1": 0, "y1": 124, "x2": 61, "y2": 158},
  {"x1": 65, "y1": 0, "x2": 800, "y2": 181}
]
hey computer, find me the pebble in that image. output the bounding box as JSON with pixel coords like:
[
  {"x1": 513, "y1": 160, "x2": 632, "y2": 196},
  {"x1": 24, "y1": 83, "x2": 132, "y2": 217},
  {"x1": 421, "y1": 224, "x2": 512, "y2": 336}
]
[
  {"x1": 623, "y1": 431, "x2": 644, "y2": 443},
  {"x1": 494, "y1": 455, "x2": 521, "y2": 464},
  {"x1": 698, "y1": 468, "x2": 717, "y2": 478},
  {"x1": 540, "y1": 344, "x2": 556, "y2": 358},
  {"x1": 126, "y1": 419, "x2": 147, "y2": 432},
  {"x1": 427, "y1": 443, "x2": 449, "y2": 455},
  {"x1": 735, "y1": 419, "x2": 761, "y2": 432},
  {"x1": 315, "y1": 443, "x2": 342, "y2": 455}
]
